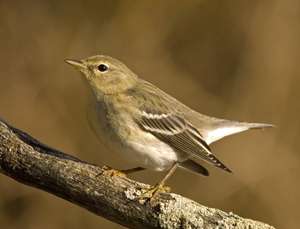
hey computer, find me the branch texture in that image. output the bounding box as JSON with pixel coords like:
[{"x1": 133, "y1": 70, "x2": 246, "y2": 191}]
[{"x1": 0, "y1": 119, "x2": 275, "y2": 229}]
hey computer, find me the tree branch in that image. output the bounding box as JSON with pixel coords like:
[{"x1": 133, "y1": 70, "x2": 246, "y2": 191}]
[{"x1": 0, "y1": 119, "x2": 275, "y2": 229}]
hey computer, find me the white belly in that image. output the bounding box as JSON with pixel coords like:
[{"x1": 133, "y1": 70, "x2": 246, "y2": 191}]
[{"x1": 125, "y1": 132, "x2": 179, "y2": 171}]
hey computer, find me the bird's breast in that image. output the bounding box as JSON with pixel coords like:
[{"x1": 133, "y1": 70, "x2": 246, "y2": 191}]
[{"x1": 87, "y1": 98, "x2": 185, "y2": 171}]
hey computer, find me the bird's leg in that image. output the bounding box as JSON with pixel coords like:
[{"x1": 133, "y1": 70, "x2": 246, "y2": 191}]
[
  {"x1": 101, "y1": 166, "x2": 145, "y2": 177},
  {"x1": 138, "y1": 163, "x2": 178, "y2": 202}
]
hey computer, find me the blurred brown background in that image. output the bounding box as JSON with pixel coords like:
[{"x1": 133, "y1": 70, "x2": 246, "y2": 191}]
[{"x1": 0, "y1": 0, "x2": 299, "y2": 228}]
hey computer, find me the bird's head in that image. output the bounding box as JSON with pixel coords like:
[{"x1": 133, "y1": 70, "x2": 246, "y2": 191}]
[{"x1": 65, "y1": 55, "x2": 138, "y2": 95}]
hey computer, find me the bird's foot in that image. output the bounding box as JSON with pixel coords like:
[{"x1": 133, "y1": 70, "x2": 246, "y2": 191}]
[
  {"x1": 138, "y1": 184, "x2": 171, "y2": 204},
  {"x1": 101, "y1": 166, "x2": 127, "y2": 177}
]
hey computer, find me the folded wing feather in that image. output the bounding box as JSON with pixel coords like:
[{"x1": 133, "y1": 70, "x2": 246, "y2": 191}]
[{"x1": 135, "y1": 109, "x2": 232, "y2": 173}]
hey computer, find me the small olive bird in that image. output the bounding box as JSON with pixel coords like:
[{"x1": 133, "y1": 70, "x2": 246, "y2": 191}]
[{"x1": 66, "y1": 55, "x2": 272, "y2": 198}]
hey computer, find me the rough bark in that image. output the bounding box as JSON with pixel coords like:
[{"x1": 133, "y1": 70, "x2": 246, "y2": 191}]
[{"x1": 0, "y1": 119, "x2": 275, "y2": 229}]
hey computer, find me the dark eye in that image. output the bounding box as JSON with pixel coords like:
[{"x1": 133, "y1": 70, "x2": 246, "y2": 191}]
[{"x1": 97, "y1": 64, "x2": 108, "y2": 72}]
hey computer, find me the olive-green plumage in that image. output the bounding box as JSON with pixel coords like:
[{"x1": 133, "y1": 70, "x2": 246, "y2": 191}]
[{"x1": 66, "y1": 55, "x2": 273, "y2": 184}]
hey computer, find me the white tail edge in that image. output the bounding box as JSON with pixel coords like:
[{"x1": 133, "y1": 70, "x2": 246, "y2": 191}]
[{"x1": 203, "y1": 122, "x2": 274, "y2": 145}]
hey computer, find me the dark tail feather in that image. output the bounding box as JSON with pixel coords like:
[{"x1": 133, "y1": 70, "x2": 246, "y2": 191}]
[{"x1": 179, "y1": 159, "x2": 209, "y2": 176}]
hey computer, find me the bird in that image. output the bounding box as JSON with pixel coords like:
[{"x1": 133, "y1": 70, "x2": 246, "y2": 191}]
[{"x1": 65, "y1": 55, "x2": 273, "y2": 199}]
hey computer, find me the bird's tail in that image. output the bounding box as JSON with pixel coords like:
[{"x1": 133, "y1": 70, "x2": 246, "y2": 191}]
[{"x1": 201, "y1": 120, "x2": 274, "y2": 144}]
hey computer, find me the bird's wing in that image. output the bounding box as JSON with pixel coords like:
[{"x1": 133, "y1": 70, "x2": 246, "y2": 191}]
[
  {"x1": 134, "y1": 106, "x2": 231, "y2": 173},
  {"x1": 129, "y1": 80, "x2": 231, "y2": 172}
]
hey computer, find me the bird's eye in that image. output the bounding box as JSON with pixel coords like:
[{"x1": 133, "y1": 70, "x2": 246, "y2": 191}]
[{"x1": 97, "y1": 64, "x2": 108, "y2": 72}]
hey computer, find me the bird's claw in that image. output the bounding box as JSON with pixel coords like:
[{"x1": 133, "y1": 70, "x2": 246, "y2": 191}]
[
  {"x1": 100, "y1": 166, "x2": 127, "y2": 177},
  {"x1": 137, "y1": 184, "x2": 171, "y2": 204}
]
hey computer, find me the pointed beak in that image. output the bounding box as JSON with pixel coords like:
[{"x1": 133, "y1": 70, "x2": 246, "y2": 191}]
[{"x1": 65, "y1": 59, "x2": 86, "y2": 71}]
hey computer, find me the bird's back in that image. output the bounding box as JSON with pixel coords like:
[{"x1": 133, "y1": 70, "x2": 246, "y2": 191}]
[{"x1": 130, "y1": 79, "x2": 272, "y2": 145}]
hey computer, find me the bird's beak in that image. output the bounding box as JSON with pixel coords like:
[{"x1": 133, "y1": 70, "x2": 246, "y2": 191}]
[{"x1": 65, "y1": 59, "x2": 86, "y2": 71}]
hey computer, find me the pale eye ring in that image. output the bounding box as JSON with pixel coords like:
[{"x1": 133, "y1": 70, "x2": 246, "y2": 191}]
[{"x1": 97, "y1": 64, "x2": 109, "y2": 72}]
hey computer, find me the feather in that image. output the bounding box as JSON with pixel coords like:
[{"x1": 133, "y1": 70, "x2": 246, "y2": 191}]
[
  {"x1": 135, "y1": 108, "x2": 232, "y2": 173},
  {"x1": 199, "y1": 120, "x2": 274, "y2": 144},
  {"x1": 179, "y1": 159, "x2": 209, "y2": 176}
]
